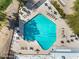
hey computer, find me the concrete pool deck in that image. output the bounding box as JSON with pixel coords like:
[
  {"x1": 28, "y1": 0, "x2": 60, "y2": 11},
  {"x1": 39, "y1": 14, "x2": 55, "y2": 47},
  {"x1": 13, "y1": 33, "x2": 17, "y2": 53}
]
[{"x1": 11, "y1": 0, "x2": 79, "y2": 55}]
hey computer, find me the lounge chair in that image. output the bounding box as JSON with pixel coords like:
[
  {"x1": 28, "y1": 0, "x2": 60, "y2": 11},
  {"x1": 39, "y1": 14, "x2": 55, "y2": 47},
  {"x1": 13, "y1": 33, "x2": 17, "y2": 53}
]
[{"x1": 22, "y1": 8, "x2": 31, "y2": 15}]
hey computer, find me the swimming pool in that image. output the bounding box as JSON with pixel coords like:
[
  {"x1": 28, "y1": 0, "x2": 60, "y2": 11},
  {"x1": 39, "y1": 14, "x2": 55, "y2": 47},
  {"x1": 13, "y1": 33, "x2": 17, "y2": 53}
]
[{"x1": 24, "y1": 14, "x2": 56, "y2": 50}]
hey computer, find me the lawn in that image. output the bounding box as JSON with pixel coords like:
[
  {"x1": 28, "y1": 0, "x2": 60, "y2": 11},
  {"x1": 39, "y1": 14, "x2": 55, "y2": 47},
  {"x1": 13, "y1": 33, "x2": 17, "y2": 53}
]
[
  {"x1": 0, "y1": 0, "x2": 12, "y2": 30},
  {"x1": 0, "y1": 12, "x2": 7, "y2": 29},
  {"x1": 51, "y1": 0, "x2": 79, "y2": 36},
  {"x1": 0, "y1": 0, "x2": 12, "y2": 11},
  {"x1": 66, "y1": 0, "x2": 79, "y2": 36},
  {"x1": 51, "y1": 1, "x2": 66, "y2": 18}
]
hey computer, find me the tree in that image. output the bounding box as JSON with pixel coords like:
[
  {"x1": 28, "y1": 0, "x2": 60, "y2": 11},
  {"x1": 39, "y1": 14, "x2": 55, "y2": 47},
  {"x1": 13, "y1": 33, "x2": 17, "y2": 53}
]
[{"x1": 0, "y1": 12, "x2": 6, "y2": 21}]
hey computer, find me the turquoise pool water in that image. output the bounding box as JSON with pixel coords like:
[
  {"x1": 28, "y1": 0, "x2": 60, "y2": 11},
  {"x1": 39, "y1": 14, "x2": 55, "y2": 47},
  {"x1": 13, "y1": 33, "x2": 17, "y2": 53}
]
[{"x1": 24, "y1": 14, "x2": 56, "y2": 50}]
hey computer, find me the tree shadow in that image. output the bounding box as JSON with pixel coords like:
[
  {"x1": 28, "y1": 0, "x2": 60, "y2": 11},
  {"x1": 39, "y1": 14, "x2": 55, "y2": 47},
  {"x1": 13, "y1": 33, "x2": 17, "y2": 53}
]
[{"x1": 7, "y1": 16, "x2": 19, "y2": 30}]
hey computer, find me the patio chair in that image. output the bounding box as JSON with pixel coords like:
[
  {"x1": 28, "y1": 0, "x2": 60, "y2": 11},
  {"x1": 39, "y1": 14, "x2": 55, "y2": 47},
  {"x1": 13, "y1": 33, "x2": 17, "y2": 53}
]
[
  {"x1": 48, "y1": 6, "x2": 52, "y2": 10},
  {"x1": 45, "y1": 3, "x2": 48, "y2": 6},
  {"x1": 71, "y1": 39, "x2": 74, "y2": 42},
  {"x1": 30, "y1": 47, "x2": 34, "y2": 50},
  {"x1": 16, "y1": 37, "x2": 19, "y2": 39},
  {"x1": 61, "y1": 41, "x2": 64, "y2": 44},
  {"x1": 75, "y1": 37, "x2": 78, "y2": 40},
  {"x1": 22, "y1": 8, "x2": 31, "y2": 15},
  {"x1": 67, "y1": 40, "x2": 70, "y2": 43},
  {"x1": 54, "y1": 11, "x2": 57, "y2": 15},
  {"x1": 70, "y1": 35, "x2": 76, "y2": 37},
  {"x1": 35, "y1": 49, "x2": 40, "y2": 53}
]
